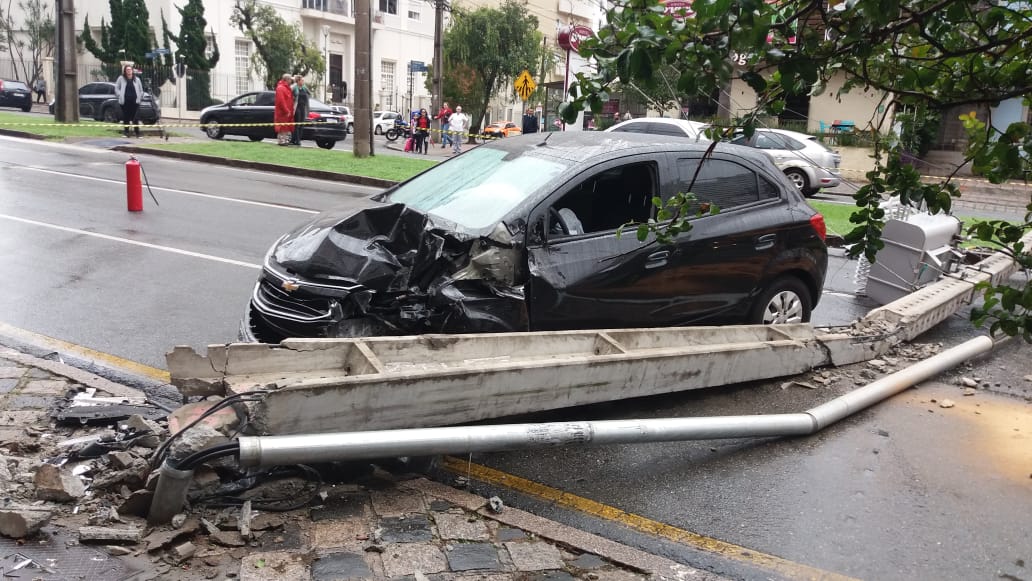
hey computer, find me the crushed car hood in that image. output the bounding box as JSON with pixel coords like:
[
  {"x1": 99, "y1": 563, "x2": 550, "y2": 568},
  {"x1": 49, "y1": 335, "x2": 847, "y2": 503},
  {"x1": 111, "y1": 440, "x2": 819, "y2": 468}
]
[{"x1": 271, "y1": 201, "x2": 452, "y2": 292}]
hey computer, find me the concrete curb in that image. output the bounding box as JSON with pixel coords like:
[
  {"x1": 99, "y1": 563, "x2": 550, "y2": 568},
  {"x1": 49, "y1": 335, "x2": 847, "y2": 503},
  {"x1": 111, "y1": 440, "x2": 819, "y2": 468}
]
[
  {"x1": 111, "y1": 145, "x2": 399, "y2": 189},
  {"x1": 0, "y1": 128, "x2": 47, "y2": 141}
]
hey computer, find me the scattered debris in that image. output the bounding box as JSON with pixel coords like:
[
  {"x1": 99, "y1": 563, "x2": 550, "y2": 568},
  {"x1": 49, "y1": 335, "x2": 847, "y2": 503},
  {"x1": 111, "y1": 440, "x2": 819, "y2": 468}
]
[
  {"x1": 78, "y1": 525, "x2": 143, "y2": 543},
  {"x1": 143, "y1": 517, "x2": 201, "y2": 552},
  {"x1": 240, "y1": 500, "x2": 254, "y2": 541},
  {"x1": 211, "y1": 531, "x2": 246, "y2": 547},
  {"x1": 34, "y1": 463, "x2": 85, "y2": 502},
  {"x1": 963, "y1": 388, "x2": 977, "y2": 397},
  {"x1": 867, "y1": 359, "x2": 888, "y2": 371},
  {"x1": 0, "y1": 506, "x2": 53, "y2": 538},
  {"x1": 939, "y1": 399, "x2": 956, "y2": 409},
  {"x1": 488, "y1": 496, "x2": 505, "y2": 513},
  {"x1": 877, "y1": 429, "x2": 890, "y2": 438},
  {"x1": 170, "y1": 541, "x2": 197, "y2": 563},
  {"x1": 960, "y1": 377, "x2": 978, "y2": 388},
  {"x1": 171, "y1": 513, "x2": 187, "y2": 528}
]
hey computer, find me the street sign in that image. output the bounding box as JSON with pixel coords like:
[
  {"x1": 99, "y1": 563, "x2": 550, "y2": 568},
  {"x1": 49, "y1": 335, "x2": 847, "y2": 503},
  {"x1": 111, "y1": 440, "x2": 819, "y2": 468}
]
[
  {"x1": 154, "y1": 48, "x2": 171, "y2": 55},
  {"x1": 409, "y1": 60, "x2": 426, "y2": 72},
  {"x1": 514, "y1": 70, "x2": 536, "y2": 102}
]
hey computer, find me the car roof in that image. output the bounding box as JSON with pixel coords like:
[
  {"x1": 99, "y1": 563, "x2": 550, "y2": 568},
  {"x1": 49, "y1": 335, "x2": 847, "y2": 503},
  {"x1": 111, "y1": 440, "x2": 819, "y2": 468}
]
[
  {"x1": 755, "y1": 128, "x2": 817, "y2": 140},
  {"x1": 481, "y1": 131, "x2": 775, "y2": 166},
  {"x1": 606, "y1": 117, "x2": 707, "y2": 134}
]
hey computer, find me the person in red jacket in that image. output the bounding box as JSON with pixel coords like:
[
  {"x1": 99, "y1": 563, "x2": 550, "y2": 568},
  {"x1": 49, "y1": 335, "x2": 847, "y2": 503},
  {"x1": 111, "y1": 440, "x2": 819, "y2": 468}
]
[
  {"x1": 274, "y1": 74, "x2": 295, "y2": 146},
  {"x1": 413, "y1": 108, "x2": 431, "y2": 154}
]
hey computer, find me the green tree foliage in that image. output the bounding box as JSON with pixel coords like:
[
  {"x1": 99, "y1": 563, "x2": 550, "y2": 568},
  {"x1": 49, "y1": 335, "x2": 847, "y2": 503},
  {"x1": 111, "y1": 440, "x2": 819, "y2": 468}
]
[
  {"x1": 562, "y1": 0, "x2": 1032, "y2": 341},
  {"x1": 0, "y1": 0, "x2": 55, "y2": 82},
  {"x1": 442, "y1": 0, "x2": 545, "y2": 138},
  {"x1": 81, "y1": 0, "x2": 152, "y2": 71},
  {"x1": 230, "y1": 0, "x2": 324, "y2": 90},
  {"x1": 161, "y1": 0, "x2": 220, "y2": 109}
]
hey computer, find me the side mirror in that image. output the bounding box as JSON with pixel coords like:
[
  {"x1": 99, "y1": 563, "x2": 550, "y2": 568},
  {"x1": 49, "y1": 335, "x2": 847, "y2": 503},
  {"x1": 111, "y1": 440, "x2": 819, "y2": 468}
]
[{"x1": 528, "y1": 217, "x2": 546, "y2": 246}]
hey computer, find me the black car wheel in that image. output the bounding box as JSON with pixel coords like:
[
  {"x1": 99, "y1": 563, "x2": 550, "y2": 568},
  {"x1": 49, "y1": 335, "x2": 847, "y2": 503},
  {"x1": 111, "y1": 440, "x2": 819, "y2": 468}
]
[
  {"x1": 316, "y1": 139, "x2": 335, "y2": 150},
  {"x1": 21, "y1": 104, "x2": 31, "y2": 112},
  {"x1": 143, "y1": 119, "x2": 157, "y2": 126},
  {"x1": 347, "y1": 123, "x2": 354, "y2": 134},
  {"x1": 749, "y1": 276, "x2": 812, "y2": 325},
  {"x1": 102, "y1": 107, "x2": 119, "y2": 123},
  {"x1": 248, "y1": 136, "x2": 264, "y2": 142},
  {"x1": 204, "y1": 119, "x2": 224, "y2": 139}
]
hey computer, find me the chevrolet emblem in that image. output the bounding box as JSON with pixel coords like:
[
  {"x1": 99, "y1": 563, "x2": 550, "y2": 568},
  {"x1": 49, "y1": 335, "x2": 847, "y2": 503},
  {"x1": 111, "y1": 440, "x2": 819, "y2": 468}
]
[{"x1": 282, "y1": 279, "x2": 300, "y2": 292}]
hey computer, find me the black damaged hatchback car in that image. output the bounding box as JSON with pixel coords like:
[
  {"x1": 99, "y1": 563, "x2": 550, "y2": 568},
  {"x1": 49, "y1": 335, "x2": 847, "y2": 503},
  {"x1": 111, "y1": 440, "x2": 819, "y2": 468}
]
[{"x1": 243, "y1": 132, "x2": 828, "y2": 342}]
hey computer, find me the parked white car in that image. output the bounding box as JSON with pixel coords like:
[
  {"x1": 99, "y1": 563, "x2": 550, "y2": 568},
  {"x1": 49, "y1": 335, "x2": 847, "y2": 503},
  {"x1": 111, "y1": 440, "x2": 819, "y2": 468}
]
[
  {"x1": 605, "y1": 117, "x2": 709, "y2": 141},
  {"x1": 372, "y1": 110, "x2": 400, "y2": 135},
  {"x1": 728, "y1": 128, "x2": 841, "y2": 197},
  {"x1": 330, "y1": 105, "x2": 354, "y2": 133}
]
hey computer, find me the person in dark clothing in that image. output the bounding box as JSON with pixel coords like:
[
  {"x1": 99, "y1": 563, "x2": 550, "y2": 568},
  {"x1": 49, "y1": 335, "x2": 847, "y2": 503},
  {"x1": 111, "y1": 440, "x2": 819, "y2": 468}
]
[
  {"x1": 114, "y1": 65, "x2": 143, "y2": 137},
  {"x1": 291, "y1": 75, "x2": 311, "y2": 146},
  {"x1": 413, "y1": 108, "x2": 431, "y2": 154},
  {"x1": 521, "y1": 108, "x2": 539, "y2": 134}
]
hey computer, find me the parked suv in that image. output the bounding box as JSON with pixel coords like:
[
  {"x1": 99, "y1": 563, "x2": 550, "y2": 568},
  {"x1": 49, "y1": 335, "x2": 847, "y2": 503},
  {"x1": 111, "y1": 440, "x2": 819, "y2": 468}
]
[
  {"x1": 0, "y1": 79, "x2": 32, "y2": 112},
  {"x1": 47, "y1": 81, "x2": 161, "y2": 124},
  {"x1": 242, "y1": 132, "x2": 828, "y2": 342},
  {"x1": 331, "y1": 105, "x2": 354, "y2": 133}
]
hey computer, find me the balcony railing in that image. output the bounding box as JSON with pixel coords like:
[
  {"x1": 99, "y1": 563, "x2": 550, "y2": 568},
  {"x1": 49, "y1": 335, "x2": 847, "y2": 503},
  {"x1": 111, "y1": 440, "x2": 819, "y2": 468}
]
[{"x1": 302, "y1": 0, "x2": 353, "y2": 18}]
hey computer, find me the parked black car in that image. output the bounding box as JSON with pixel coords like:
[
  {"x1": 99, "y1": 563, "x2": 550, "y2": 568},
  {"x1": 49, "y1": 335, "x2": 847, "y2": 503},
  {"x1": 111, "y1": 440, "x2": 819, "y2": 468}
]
[
  {"x1": 47, "y1": 81, "x2": 161, "y2": 124},
  {"x1": 199, "y1": 91, "x2": 347, "y2": 149},
  {"x1": 0, "y1": 79, "x2": 32, "y2": 112},
  {"x1": 242, "y1": 132, "x2": 828, "y2": 343}
]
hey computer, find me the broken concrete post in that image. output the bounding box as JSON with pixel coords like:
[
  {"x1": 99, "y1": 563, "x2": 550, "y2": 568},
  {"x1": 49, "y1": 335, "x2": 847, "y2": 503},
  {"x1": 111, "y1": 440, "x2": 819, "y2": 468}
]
[
  {"x1": 34, "y1": 463, "x2": 85, "y2": 502},
  {"x1": 78, "y1": 526, "x2": 143, "y2": 543},
  {"x1": 240, "y1": 500, "x2": 253, "y2": 540},
  {"x1": 169, "y1": 399, "x2": 240, "y2": 437},
  {"x1": 123, "y1": 414, "x2": 164, "y2": 448},
  {"x1": 170, "y1": 541, "x2": 197, "y2": 563},
  {"x1": 0, "y1": 506, "x2": 53, "y2": 538}
]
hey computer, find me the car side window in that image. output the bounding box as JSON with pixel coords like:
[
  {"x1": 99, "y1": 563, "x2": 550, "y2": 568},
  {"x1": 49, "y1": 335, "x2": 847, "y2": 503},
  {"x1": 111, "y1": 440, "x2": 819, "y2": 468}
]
[
  {"x1": 611, "y1": 122, "x2": 644, "y2": 134},
  {"x1": 650, "y1": 123, "x2": 687, "y2": 137},
  {"x1": 730, "y1": 134, "x2": 753, "y2": 147},
  {"x1": 676, "y1": 158, "x2": 763, "y2": 210},
  {"x1": 754, "y1": 133, "x2": 779, "y2": 149},
  {"x1": 547, "y1": 162, "x2": 656, "y2": 238},
  {"x1": 256, "y1": 93, "x2": 275, "y2": 106}
]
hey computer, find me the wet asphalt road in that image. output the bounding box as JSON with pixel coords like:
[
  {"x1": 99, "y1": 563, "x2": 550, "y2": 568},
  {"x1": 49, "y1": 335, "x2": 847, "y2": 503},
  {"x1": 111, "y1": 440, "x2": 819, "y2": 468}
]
[{"x1": 0, "y1": 137, "x2": 1029, "y2": 580}]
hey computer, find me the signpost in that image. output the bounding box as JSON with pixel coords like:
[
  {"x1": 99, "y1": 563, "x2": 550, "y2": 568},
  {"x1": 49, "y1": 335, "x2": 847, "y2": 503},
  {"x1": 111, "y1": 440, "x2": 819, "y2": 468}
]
[{"x1": 514, "y1": 69, "x2": 536, "y2": 102}]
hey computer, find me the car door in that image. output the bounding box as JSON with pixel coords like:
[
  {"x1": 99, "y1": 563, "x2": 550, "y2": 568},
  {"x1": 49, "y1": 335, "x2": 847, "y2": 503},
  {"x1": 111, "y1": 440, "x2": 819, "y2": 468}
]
[
  {"x1": 655, "y1": 153, "x2": 789, "y2": 322},
  {"x1": 526, "y1": 157, "x2": 677, "y2": 330},
  {"x1": 78, "y1": 84, "x2": 104, "y2": 117},
  {"x1": 253, "y1": 92, "x2": 277, "y2": 138},
  {"x1": 222, "y1": 92, "x2": 260, "y2": 137}
]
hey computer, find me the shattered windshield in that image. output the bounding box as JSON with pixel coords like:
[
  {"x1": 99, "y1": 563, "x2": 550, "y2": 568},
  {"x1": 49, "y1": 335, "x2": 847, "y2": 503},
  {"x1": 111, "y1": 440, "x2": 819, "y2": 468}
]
[{"x1": 384, "y1": 147, "x2": 571, "y2": 230}]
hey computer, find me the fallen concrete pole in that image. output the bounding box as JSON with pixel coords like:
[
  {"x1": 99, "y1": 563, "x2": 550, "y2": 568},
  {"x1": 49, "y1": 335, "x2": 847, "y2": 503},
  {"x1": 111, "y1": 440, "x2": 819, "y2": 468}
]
[
  {"x1": 233, "y1": 335, "x2": 992, "y2": 467},
  {"x1": 166, "y1": 232, "x2": 1030, "y2": 436}
]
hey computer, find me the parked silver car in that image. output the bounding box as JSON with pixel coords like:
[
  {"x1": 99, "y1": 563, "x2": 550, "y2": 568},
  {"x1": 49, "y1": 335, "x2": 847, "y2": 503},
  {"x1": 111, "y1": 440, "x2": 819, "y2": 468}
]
[
  {"x1": 606, "y1": 117, "x2": 709, "y2": 141},
  {"x1": 729, "y1": 128, "x2": 841, "y2": 197}
]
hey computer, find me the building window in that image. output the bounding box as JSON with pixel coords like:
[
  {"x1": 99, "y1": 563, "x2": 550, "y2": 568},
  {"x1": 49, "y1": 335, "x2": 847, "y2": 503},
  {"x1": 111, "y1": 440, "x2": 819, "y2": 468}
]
[
  {"x1": 235, "y1": 40, "x2": 251, "y2": 95},
  {"x1": 379, "y1": 0, "x2": 397, "y2": 15},
  {"x1": 408, "y1": 9, "x2": 420, "y2": 20},
  {"x1": 381, "y1": 60, "x2": 395, "y2": 108}
]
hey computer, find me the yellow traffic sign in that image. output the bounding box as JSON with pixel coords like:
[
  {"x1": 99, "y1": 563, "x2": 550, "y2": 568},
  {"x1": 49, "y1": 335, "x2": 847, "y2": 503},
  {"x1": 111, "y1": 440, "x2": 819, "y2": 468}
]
[{"x1": 515, "y1": 70, "x2": 536, "y2": 102}]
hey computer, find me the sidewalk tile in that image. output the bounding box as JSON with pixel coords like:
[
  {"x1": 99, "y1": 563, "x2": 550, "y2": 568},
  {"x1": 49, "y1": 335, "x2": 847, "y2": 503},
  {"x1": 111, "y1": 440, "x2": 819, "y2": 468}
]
[
  {"x1": 590, "y1": 570, "x2": 648, "y2": 581},
  {"x1": 372, "y1": 488, "x2": 426, "y2": 516},
  {"x1": 0, "y1": 379, "x2": 18, "y2": 395},
  {"x1": 504, "y1": 542, "x2": 564, "y2": 571},
  {"x1": 434, "y1": 513, "x2": 489, "y2": 541},
  {"x1": 311, "y1": 551, "x2": 375, "y2": 581},
  {"x1": 8, "y1": 395, "x2": 56, "y2": 409},
  {"x1": 0, "y1": 367, "x2": 24, "y2": 379},
  {"x1": 21, "y1": 379, "x2": 68, "y2": 395},
  {"x1": 379, "y1": 514, "x2": 433, "y2": 543},
  {"x1": 527, "y1": 572, "x2": 574, "y2": 581},
  {"x1": 240, "y1": 551, "x2": 311, "y2": 581},
  {"x1": 494, "y1": 528, "x2": 527, "y2": 542},
  {"x1": 568, "y1": 554, "x2": 607, "y2": 570},
  {"x1": 445, "y1": 543, "x2": 502, "y2": 572},
  {"x1": 381, "y1": 544, "x2": 448, "y2": 577},
  {"x1": 0, "y1": 410, "x2": 45, "y2": 426},
  {"x1": 311, "y1": 518, "x2": 373, "y2": 549},
  {"x1": 312, "y1": 492, "x2": 372, "y2": 521}
]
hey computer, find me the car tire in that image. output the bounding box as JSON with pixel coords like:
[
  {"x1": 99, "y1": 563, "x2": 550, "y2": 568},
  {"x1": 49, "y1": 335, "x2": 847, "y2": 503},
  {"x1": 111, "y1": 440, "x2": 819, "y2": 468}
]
[
  {"x1": 374, "y1": 125, "x2": 382, "y2": 135},
  {"x1": 21, "y1": 104, "x2": 31, "y2": 112},
  {"x1": 347, "y1": 123, "x2": 354, "y2": 134},
  {"x1": 749, "y1": 276, "x2": 812, "y2": 325},
  {"x1": 143, "y1": 119, "x2": 157, "y2": 126},
  {"x1": 248, "y1": 136, "x2": 264, "y2": 142},
  {"x1": 784, "y1": 168, "x2": 810, "y2": 195},
  {"x1": 102, "y1": 107, "x2": 119, "y2": 123},
  {"x1": 204, "y1": 119, "x2": 224, "y2": 139},
  {"x1": 316, "y1": 139, "x2": 335, "y2": 150}
]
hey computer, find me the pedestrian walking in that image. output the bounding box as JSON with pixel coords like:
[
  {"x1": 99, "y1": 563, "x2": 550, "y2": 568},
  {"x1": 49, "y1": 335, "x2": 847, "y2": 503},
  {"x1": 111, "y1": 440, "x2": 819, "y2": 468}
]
[
  {"x1": 291, "y1": 75, "x2": 311, "y2": 146},
  {"x1": 34, "y1": 77, "x2": 46, "y2": 103},
  {"x1": 448, "y1": 106, "x2": 469, "y2": 154},
  {"x1": 274, "y1": 74, "x2": 295, "y2": 146},
  {"x1": 435, "y1": 101, "x2": 453, "y2": 148},
  {"x1": 114, "y1": 65, "x2": 143, "y2": 138},
  {"x1": 521, "y1": 108, "x2": 539, "y2": 134},
  {"x1": 413, "y1": 108, "x2": 431, "y2": 154}
]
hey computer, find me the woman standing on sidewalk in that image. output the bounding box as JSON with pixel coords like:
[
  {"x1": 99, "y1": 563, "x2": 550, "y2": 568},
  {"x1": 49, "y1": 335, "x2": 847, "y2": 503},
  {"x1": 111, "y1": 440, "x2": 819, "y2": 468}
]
[
  {"x1": 413, "y1": 109, "x2": 431, "y2": 154},
  {"x1": 114, "y1": 65, "x2": 143, "y2": 138}
]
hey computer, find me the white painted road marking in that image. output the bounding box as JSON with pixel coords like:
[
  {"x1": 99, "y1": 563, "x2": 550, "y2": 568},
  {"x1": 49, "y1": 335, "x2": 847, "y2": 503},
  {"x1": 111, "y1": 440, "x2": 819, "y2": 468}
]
[{"x1": 0, "y1": 213, "x2": 262, "y2": 269}]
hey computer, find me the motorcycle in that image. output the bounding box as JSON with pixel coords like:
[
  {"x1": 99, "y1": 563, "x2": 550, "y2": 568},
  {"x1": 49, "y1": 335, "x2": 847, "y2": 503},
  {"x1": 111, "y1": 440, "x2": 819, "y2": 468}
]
[{"x1": 384, "y1": 117, "x2": 411, "y2": 141}]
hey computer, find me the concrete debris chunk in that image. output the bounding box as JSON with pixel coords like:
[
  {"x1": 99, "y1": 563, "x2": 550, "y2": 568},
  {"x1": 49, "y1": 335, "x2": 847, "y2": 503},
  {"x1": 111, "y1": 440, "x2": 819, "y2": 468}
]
[
  {"x1": 939, "y1": 399, "x2": 956, "y2": 409},
  {"x1": 960, "y1": 377, "x2": 978, "y2": 388},
  {"x1": 211, "y1": 530, "x2": 246, "y2": 547},
  {"x1": 240, "y1": 500, "x2": 253, "y2": 540},
  {"x1": 78, "y1": 525, "x2": 143, "y2": 543},
  {"x1": 1023, "y1": 374, "x2": 1032, "y2": 383},
  {"x1": 0, "y1": 506, "x2": 53, "y2": 538},
  {"x1": 166, "y1": 423, "x2": 230, "y2": 464},
  {"x1": 34, "y1": 463, "x2": 85, "y2": 502},
  {"x1": 867, "y1": 359, "x2": 888, "y2": 370},
  {"x1": 122, "y1": 414, "x2": 164, "y2": 448},
  {"x1": 200, "y1": 517, "x2": 221, "y2": 535},
  {"x1": 144, "y1": 517, "x2": 200, "y2": 552},
  {"x1": 105, "y1": 545, "x2": 134, "y2": 556},
  {"x1": 171, "y1": 541, "x2": 197, "y2": 563},
  {"x1": 963, "y1": 388, "x2": 977, "y2": 396},
  {"x1": 108, "y1": 451, "x2": 134, "y2": 469},
  {"x1": 488, "y1": 496, "x2": 505, "y2": 513}
]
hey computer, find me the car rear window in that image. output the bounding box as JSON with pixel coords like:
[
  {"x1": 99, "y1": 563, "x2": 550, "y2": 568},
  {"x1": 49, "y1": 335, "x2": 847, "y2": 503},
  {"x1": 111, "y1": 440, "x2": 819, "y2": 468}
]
[
  {"x1": 385, "y1": 147, "x2": 573, "y2": 231},
  {"x1": 676, "y1": 158, "x2": 773, "y2": 209},
  {"x1": 4, "y1": 81, "x2": 29, "y2": 90}
]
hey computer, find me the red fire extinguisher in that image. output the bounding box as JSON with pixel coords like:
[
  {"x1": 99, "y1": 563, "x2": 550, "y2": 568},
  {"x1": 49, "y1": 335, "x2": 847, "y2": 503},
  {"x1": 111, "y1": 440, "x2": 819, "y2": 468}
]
[{"x1": 126, "y1": 156, "x2": 143, "y2": 212}]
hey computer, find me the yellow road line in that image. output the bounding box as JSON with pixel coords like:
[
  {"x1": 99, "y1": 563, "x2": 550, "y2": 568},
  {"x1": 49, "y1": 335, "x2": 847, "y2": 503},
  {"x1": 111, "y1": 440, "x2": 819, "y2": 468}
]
[
  {"x1": 441, "y1": 456, "x2": 858, "y2": 581},
  {"x1": 0, "y1": 321, "x2": 170, "y2": 383}
]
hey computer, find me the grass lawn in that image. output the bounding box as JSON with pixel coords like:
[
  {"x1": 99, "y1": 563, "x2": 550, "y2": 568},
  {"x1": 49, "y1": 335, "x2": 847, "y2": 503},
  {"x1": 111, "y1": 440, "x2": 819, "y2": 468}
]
[
  {"x1": 0, "y1": 111, "x2": 129, "y2": 139},
  {"x1": 147, "y1": 141, "x2": 437, "y2": 182}
]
